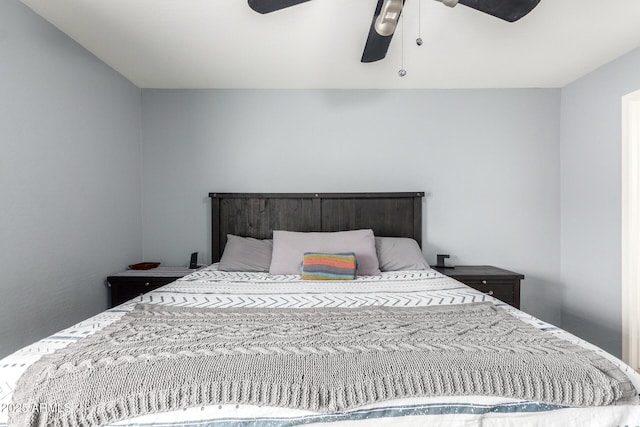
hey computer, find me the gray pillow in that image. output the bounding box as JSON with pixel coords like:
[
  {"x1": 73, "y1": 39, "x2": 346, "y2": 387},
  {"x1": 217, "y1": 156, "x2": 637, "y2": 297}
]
[
  {"x1": 269, "y1": 229, "x2": 381, "y2": 276},
  {"x1": 218, "y1": 235, "x2": 273, "y2": 272},
  {"x1": 375, "y1": 237, "x2": 430, "y2": 271}
]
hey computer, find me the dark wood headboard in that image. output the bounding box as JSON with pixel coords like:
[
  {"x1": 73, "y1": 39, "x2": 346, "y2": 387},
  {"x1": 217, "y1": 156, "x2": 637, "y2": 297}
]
[{"x1": 208, "y1": 192, "x2": 425, "y2": 262}]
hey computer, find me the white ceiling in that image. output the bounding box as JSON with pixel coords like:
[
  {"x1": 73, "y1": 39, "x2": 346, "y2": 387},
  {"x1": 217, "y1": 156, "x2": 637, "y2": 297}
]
[{"x1": 20, "y1": 0, "x2": 640, "y2": 89}]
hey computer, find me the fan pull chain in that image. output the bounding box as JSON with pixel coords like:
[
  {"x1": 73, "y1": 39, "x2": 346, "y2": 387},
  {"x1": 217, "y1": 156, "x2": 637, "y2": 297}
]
[
  {"x1": 417, "y1": 0, "x2": 423, "y2": 46},
  {"x1": 398, "y1": 13, "x2": 406, "y2": 77}
]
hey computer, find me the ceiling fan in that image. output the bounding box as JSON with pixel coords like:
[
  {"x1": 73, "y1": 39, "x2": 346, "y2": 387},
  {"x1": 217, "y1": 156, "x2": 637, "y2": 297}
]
[{"x1": 247, "y1": 0, "x2": 541, "y2": 63}]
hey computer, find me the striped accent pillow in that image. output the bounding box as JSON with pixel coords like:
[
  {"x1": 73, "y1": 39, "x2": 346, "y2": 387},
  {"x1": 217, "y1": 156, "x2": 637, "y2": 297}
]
[{"x1": 301, "y1": 253, "x2": 357, "y2": 280}]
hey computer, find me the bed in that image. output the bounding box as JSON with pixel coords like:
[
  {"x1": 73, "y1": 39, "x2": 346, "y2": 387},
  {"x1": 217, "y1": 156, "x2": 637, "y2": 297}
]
[{"x1": 1, "y1": 192, "x2": 639, "y2": 427}]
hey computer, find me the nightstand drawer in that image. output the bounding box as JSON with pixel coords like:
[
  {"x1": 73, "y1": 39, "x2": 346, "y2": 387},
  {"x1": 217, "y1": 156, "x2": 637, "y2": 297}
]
[
  {"x1": 108, "y1": 277, "x2": 177, "y2": 307},
  {"x1": 114, "y1": 277, "x2": 177, "y2": 288},
  {"x1": 107, "y1": 267, "x2": 193, "y2": 307},
  {"x1": 461, "y1": 279, "x2": 514, "y2": 304},
  {"x1": 431, "y1": 266, "x2": 524, "y2": 308}
]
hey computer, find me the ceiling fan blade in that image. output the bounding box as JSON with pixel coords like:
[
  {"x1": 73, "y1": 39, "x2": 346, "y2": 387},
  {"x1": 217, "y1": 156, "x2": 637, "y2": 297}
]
[
  {"x1": 361, "y1": 28, "x2": 393, "y2": 63},
  {"x1": 457, "y1": 0, "x2": 540, "y2": 22},
  {"x1": 248, "y1": 0, "x2": 312, "y2": 14},
  {"x1": 361, "y1": 0, "x2": 405, "y2": 63}
]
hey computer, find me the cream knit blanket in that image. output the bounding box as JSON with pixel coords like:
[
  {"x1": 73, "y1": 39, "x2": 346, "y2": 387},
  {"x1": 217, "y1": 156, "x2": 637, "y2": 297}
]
[{"x1": 10, "y1": 302, "x2": 637, "y2": 426}]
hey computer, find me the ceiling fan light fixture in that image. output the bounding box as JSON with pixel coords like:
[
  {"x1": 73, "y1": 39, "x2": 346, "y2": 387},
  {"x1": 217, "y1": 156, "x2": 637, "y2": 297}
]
[
  {"x1": 374, "y1": 0, "x2": 404, "y2": 36},
  {"x1": 435, "y1": 0, "x2": 459, "y2": 8}
]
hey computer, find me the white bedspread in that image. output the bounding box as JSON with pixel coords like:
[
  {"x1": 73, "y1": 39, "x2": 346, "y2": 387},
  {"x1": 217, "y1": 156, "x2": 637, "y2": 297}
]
[{"x1": 1, "y1": 266, "x2": 638, "y2": 427}]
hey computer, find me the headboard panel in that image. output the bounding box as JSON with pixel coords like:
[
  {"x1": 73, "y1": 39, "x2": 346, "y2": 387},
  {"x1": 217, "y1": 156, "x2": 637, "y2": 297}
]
[{"x1": 209, "y1": 192, "x2": 425, "y2": 262}]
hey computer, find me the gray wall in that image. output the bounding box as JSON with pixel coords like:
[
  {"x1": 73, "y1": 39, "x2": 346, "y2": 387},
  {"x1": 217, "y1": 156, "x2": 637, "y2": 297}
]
[
  {"x1": 141, "y1": 88, "x2": 562, "y2": 325},
  {"x1": 0, "y1": 0, "x2": 142, "y2": 357},
  {"x1": 559, "y1": 48, "x2": 640, "y2": 357}
]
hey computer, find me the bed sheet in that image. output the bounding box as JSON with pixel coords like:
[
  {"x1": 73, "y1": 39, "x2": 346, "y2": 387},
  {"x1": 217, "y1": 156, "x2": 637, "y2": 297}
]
[{"x1": 1, "y1": 265, "x2": 638, "y2": 426}]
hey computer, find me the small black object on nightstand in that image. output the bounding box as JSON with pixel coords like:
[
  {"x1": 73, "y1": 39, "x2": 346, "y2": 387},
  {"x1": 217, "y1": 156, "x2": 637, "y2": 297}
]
[
  {"x1": 435, "y1": 254, "x2": 451, "y2": 268},
  {"x1": 189, "y1": 252, "x2": 198, "y2": 269}
]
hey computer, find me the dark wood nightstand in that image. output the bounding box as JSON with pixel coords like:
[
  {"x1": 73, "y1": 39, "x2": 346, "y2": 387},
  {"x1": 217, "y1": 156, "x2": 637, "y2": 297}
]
[
  {"x1": 431, "y1": 265, "x2": 524, "y2": 308},
  {"x1": 106, "y1": 267, "x2": 194, "y2": 307}
]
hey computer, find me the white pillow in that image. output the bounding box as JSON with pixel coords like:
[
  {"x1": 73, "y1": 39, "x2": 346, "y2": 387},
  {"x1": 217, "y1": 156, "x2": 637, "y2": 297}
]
[
  {"x1": 269, "y1": 229, "x2": 381, "y2": 276},
  {"x1": 218, "y1": 235, "x2": 273, "y2": 272},
  {"x1": 375, "y1": 237, "x2": 430, "y2": 271}
]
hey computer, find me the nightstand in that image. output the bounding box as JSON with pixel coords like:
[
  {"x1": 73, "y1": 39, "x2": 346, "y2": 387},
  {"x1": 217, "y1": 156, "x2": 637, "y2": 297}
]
[
  {"x1": 106, "y1": 267, "x2": 194, "y2": 307},
  {"x1": 431, "y1": 265, "x2": 524, "y2": 308}
]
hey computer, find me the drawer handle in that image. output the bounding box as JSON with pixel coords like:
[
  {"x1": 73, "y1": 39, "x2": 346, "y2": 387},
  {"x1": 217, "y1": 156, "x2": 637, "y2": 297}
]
[
  {"x1": 485, "y1": 290, "x2": 494, "y2": 296},
  {"x1": 145, "y1": 282, "x2": 150, "y2": 287},
  {"x1": 482, "y1": 280, "x2": 487, "y2": 285}
]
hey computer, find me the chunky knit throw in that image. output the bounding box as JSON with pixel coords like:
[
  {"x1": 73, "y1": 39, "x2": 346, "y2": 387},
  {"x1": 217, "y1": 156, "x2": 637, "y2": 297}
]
[{"x1": 10, "y1": 302, "x2": 637, "y2": 426}]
